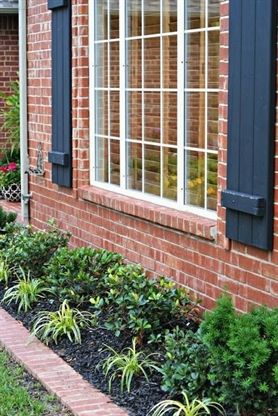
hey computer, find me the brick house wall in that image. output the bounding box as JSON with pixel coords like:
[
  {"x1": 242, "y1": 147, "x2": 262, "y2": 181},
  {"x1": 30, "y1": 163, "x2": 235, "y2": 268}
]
[
  {"x1": 27, "y1": 1, "x2": 278, "y2": 311},
  {"x1": 0, "y1": 13, "x2": 18, "y2": 151}
]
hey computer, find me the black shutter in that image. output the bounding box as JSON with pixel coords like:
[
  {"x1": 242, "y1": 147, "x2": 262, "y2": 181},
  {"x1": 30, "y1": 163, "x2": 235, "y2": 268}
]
[
  {"x1": 48, "y1": 0, "x2": 72, "y2": 187},
  {"x1": 221, "y1": 0, "x2": 277, "y2": 251}
]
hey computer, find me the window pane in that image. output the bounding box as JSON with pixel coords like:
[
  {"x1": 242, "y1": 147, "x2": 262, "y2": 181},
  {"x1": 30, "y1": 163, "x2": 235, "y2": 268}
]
[
  {"x1": 207, "y1": 93, "x2": 218, "y2": 150},
  {"x1": 185, "y1": 0, "x2": 206, "y2": 30},
  {"x1": 110, "y1": 139, "x2": 120, "y2": 185},
  {"x1": 185, "y1": 92, "x2": 205, "y2": 148},
  {"x1": 144, "y1": 92, "x2": 160, "y2": 143},
  {"x1": 95, "y1": 0, "x2": 108, "y2": 40},
  {"x1": 95, "y1": 43, "x2": 108, "y2": 88},
  {"x1": 162, "y1": 0, "x2": 177, "y2": 33},
  {"x1": 186, "y1": 31, "x2": 205, "y2": 89},
  {"x1": 144, "y1": 144, "x2": 161, "y2": 196},
  {"x1": 208, "y1": 31, "x2": 219, "y2": 89},
  {"x1": 208, "y1": 0, "x2": 220, "y2": 27},
  {"x1": 95, "y1": 137, "x2": 108, "y2": 182},
  {"x1": 144, "y1": 0, "x2": 160, "y2": 35},
  {"x1": 110, "y1": 0, "x2": 119, "y2": 39},
  {"x1": 163, "y1": 35, "x2": 177, "y2": 88},
  {"x1": 127, "y1": 142, "x2": 142, "y2": 191},
  {"x1": 110, "y1": 42, "x2": 119, "y2": 88},
  {"x1": 207, "y1": 153, "x2": 218, "y2": 210},
  {"x1": 127, "y1": 0, "x2": 142, "y2": 37},
  {"x1": 127, "y1": 92, "x2": 142, "y2": 141},
  {"x1": 163, "y1": 147, "x2": 177, "y2": 200},
  {"x1": 163, "y1": 92, "x2": 177, "y2": 145},
  {"x1": 185, "y1": 150, "x2": 205, "y2": 208},
  {"x1": 144, "y1": 37, "x2": 160, "y2": 88},
  {"x1": 127, "y1": 39, "x2": 142, "y2": 88},
  {"x1": 110, "y1": 91, "x2": 120, "y2": 137},
  {"x1": 95, "y1": 91, "x2": 108, "y2": 136}
]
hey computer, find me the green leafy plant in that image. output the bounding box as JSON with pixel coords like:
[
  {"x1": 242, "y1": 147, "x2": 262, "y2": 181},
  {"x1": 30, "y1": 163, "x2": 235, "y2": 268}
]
[
  {"x1": 1, "y1": 223, "x2": 70, "y2": 279},
  {"x1": 149, "y1": 392, "x2": 225, "y2": 416},
  {"x1": 2, "y1": 268, "x2": 50, "y2": 312},
  {"x1": 161, "y1": 327, "x2": 213, "y2": 398},
  {"x1": 32, "y1": 300, "x2": 96, "y2": 344},
  {"x1": 0, "y1": 207, "x2": 17, "y2": 230},
  {"x1": 201, "y1": 295, "x2": 278, "y2": 414},
  {"x1": 103, "y1": 338, "x2": 160, "y2": 392},
  {"x1": 44, "y1": 246, "x2": 122, "y2": 304},
  {"x1": 0, "y1": 80, "x2": 20, "y2": 154},
  {"x1": 96, "y1": 264, "x2": 199, "y2": 341}
]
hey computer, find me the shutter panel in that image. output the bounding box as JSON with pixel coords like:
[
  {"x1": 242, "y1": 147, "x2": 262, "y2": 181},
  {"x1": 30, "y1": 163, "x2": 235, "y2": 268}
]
[
  {"x1": 221, "y1": 0, "x2": 277, "y2": 251},
  {"x1": 48, "y1": 0, "x2": 72, "y2": 187}
]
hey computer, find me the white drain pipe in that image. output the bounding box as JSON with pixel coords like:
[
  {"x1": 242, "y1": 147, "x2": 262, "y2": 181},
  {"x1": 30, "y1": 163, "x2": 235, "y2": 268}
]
[{"x1": 19, "y1": 0, "x2": 29, "y2": 223}]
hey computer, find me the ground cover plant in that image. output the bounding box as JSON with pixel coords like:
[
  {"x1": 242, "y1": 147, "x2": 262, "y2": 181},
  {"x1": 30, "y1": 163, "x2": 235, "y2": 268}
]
[
  {"x1": 0, "y1": 223, "x2": 277, "y2": 416},
  {"x1": 0, "y1": 349, "x2": 71, "y2": 416},
  {"x1": 0, "y1": 206, "x2": 16, "y2": 231}
]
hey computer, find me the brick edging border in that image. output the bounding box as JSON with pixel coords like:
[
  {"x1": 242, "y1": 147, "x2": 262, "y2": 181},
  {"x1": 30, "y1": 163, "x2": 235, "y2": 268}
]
[{"x1": 0, "y1": 307, "x2": 129, "y2": 416}]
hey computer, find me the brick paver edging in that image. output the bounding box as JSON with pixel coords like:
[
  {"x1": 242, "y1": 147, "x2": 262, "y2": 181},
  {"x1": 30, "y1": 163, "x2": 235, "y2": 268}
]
[{"x1": 0, "y1": 307, "x2": 129, "y2": 416}]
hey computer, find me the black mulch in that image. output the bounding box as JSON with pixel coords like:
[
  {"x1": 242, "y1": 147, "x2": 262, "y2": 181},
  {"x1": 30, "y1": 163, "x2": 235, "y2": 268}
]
[
  {"x1": 0, "y1": 284, "x2": 170, "y2": 416},
  {"x1": 0, "y1": 284, "x2": 265, "y2": 416}
]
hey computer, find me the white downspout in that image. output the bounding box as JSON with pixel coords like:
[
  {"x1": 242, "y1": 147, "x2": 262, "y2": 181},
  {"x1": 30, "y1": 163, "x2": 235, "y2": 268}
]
[{"x1": 19, "y1": 0, "x2": 29, "y2": 223}]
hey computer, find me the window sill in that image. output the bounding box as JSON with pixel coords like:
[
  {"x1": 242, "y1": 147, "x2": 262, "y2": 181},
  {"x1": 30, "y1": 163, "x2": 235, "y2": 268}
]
[{"x1": 79, "y1": 185, "x2": 217, "y2": 241}]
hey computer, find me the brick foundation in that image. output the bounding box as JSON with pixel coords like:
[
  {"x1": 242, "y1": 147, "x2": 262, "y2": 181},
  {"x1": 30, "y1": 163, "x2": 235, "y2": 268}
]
[{"x1": 27, "y1": 0, "x2": 278, "y2": 312}]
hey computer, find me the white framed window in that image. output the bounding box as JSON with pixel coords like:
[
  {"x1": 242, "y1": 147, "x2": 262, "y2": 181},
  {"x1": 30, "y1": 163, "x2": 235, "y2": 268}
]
[{"x1": 89, "y1": 0, "x2": 220, "y2": 218}]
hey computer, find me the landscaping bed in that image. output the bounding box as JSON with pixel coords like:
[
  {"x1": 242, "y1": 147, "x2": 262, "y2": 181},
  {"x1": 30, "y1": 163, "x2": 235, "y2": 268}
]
[{"x1": 0, "y1": 218, "x2": 277, "y2": 416}]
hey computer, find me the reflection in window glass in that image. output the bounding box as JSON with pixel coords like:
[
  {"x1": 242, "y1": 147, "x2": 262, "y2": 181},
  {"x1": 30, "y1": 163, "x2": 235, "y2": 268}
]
[{"x1": 93, "y1": 0, "x2": 220, "y2": 213}]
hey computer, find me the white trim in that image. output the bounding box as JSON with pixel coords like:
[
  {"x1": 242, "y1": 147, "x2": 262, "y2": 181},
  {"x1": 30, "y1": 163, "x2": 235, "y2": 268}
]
[
  {"x1": 89, "y1": 0, "x2": 95, "y2": 184},
  {"x1": 177, "y1": 0, "x2": 185, "y2": 209},
  {"x1": 119, "y1": 0, "x2": 126, "y2": 188}
]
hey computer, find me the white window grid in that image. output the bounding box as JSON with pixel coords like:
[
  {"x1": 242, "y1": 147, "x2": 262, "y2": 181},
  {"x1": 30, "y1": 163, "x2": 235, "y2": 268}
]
[{"x1": 89, "y1": 0, "x2": 220, "y2": 219}]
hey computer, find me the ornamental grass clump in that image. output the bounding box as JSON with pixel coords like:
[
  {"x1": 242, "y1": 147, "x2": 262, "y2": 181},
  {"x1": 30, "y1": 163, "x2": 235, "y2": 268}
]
[
  {"x1": 103, "y1": 338, "x2": 160, "y2": 393},
  {"x1": 32, "y1": 300, "x2": 96, "y2": 344},
  {"x1": 149, "y1": 392, "x2": 225, "y2": 416},
  {"x1": 2, "y1": 267, "x2": 50, "y2": 312}
]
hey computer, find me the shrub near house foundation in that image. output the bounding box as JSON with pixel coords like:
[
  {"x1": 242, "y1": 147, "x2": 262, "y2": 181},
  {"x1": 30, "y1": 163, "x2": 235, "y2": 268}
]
[{"x1": 0, "y1": 225, "x2": 277, "y2": 415}]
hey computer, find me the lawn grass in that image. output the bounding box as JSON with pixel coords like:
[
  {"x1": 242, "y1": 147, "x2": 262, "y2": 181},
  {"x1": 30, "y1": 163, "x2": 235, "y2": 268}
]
[{"x1": 0, "y1": 350, "x2": 71, "y2": 416}]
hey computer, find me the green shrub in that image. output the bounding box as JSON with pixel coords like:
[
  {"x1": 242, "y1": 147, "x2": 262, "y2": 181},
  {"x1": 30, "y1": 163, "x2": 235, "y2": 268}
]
[
  {"x1": 44, "y1": 246, "x2": 123, "y2": 304},
  {"x1": 160, "y1": 327, "x2": 213, "y2": 398},
  {"x1": 201, "y1": 295, "x2": 278, "y2": 414},
  {"x1": 0, "y1": 207, "x2": 17, "y2": 230},
  {"x1": 1, "y1": 224, "x2": 70, "y2": 279},
  {"x1": 92, "y1": 264, "x2": 198, "y2": 341}
]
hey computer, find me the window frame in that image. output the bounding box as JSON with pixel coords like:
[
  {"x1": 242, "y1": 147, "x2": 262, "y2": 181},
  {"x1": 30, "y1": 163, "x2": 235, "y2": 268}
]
[{"x1": 89, "y1": 0, "x2": 220, "y2": 220}]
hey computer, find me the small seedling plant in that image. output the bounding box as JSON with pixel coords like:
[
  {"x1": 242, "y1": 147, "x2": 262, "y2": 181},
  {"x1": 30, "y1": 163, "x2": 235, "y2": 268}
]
[
  {"x1": 2, "y1": 267, "x2": 50, "y2": 312},
  {"x1": 149, "y1": 392, "x2": 226, "y2": 416},
  {"x1": 103, "y1": 338, "x2": 160, "y2": 393},
  {"x1": 32, "y1": 300, "x2": 96, "y2": 344}
]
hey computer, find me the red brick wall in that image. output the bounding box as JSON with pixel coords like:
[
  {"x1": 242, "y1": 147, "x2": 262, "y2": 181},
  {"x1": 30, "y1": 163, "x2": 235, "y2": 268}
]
[
  {"x1": 0, "y1": 14, "x2": 19, "y2": 152},
  {"x1": 27, "y1": 1, "x2": 278, "y2": 312}
]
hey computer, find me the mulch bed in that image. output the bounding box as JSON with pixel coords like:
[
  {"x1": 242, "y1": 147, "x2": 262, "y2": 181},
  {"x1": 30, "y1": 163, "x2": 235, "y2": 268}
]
[{"x1": 0, "y1": 285, "x2": 170, "y2": 416}]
